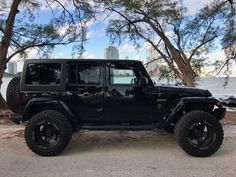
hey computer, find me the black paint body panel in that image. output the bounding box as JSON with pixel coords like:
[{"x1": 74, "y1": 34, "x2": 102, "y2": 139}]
[{"x1": 17, "y1": 59, "x2": 225, "y2": 129}]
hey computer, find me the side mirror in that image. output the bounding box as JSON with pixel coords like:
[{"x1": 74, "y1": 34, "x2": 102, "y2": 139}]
[
  {"x1": 139, "y1": 77, "x2": 148, "y2": 87},
  {"x1": 152, "y1": 80, "x2": 156, "y2": 85}
]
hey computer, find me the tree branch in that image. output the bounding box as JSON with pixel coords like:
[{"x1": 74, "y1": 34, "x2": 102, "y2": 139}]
[
  {"x1": 0, "y1": 0, "x2": 21, "y2": 62},
  {"x1": 216, "y1": 55, "x2": 236, "y2": 76},
  {"x1": 144, "y1": 57, "x2": 162, "y2": 67},
  {"x1": 188, "y1": 35, "x2": 217, "y2": 60},
  {"x1": 46, "y1": 0, "x2": 56, "y2": 20},
  {"x1": 107, "y1": 4, "x2": 182, "y2": 79},
  {"x1": 54, "y1": 0, "x2": 75, "y2": 24},
  {"x1": 6, "y1": 40, "x2": 81, "y2": 62}
]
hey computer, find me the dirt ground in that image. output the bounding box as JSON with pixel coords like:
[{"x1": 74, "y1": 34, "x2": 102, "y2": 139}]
[{"x1": 0, "y1": 111, "x2": 236, "y2": 177}]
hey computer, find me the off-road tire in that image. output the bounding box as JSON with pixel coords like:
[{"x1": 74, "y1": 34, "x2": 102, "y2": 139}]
[
  {"x1": 6, "y1": 77, "x2": 22, "y2": 113},
  {"x1": 25, "y1": 110, "x2": 73, "y2": 156},
  {"x1": 174, "y1": 110, "x2": 223, "y2": 157}
]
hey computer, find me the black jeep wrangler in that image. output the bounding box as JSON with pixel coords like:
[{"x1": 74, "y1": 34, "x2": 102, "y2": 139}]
[{"x1": 7, "y1": 59, "x2": 226, "y2": 157}]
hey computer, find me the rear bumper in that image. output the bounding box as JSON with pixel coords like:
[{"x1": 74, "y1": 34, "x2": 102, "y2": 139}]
[
  {"x1": 7, "y1": 114, "x2": 23, "y2": 124},
  {"x1": 213, "y1": 107, "x2": 226, "y2": 120}
]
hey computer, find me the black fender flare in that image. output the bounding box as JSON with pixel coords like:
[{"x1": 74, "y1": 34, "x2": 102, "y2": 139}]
[
  {"x1": 163, "y1": 97, "x2": 225, "y2": 125},
  {"x1": 22, "y1": 97, "x2": 80, "y2": 131}
]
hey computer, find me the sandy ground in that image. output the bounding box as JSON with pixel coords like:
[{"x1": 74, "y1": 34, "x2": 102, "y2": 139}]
[{"x1": 0, "y1": 111, "x2": 236, "y2": 177}]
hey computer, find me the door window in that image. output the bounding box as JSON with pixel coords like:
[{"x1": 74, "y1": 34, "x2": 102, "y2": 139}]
[
  {"x1": 69, "y1": 63, "x2": 101, "y2": 85},
  {"x1": 110, "y1": 65, "x2": 140, "y2": 85}
]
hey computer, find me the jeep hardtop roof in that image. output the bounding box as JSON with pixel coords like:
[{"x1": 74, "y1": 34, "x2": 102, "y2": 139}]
[
  {"x1": 24, "y1": 59, "x2": 143, "y2": 64},
  {"x1": 21, "y1": 59, "x2": 147, "y2": 92}
]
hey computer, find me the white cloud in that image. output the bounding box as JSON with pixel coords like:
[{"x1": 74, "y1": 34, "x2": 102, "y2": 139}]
[
  {"x1": 86, "y1": 28, "x2": 106, "y2": 39},
  {"x1": 207, "y1": 50, "x2": 226, "y2": 61},
  {"x1": 183, "y1": 0, "x2": 214, "y2": 14},
  {"x1": 57, "y1": 25, "x2": 69, "y2": 36},
  {"x1": 134, "y1": 54, "x2": 141, "y2": 61},
  {"x1": 51, "y1": 52, "x2": 69, "y2": 59},
  {"x1": 119, "y1": 43, "x2": 139, "y2": 53},
  {"x1": 81, "y1": 52, "x2": 97, "y2": 59},
  {"x1": 10, "y1": 47, "x2": 40, "y2": 62},
  {"x1": 57, "y1": 24, "x2": 83, "y2": 37},
  {"x1": 39, "y1": 0, "x2": 71, "y2": 11}
]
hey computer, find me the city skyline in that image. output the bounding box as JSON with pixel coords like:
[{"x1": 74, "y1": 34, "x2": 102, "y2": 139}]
[{"x1": 104, "y1": 46, "x2": 119, "y2": 60}]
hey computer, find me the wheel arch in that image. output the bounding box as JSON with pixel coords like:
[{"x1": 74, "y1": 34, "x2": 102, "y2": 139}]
[
  {"x1": 22, "y1": 97, "x2": 80, "y2": 131},
  {"x1": 163, "y1": 97, "x2": 225, "y2": 126}
]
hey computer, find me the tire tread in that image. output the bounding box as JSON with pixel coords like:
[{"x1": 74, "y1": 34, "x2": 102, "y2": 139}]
[
  {"x1": 174, "y1": 110, "x2": 224, "y2": 157},
  {"x1": 25, "y1": 110, "x2": 73, "y2": 156}
]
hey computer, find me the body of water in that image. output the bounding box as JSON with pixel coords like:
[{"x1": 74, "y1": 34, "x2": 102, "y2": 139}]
[
  {"x1": 152, "y1": 77, "x2": 236, "y2": 99},
  {"x1": 1, "y1": 77, "x2": 236, "y2": 100}
]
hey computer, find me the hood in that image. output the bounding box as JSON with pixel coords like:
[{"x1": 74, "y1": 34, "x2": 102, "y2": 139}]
[{"x1": 155, "y1": 85, "x2": 212, "y2": 97}]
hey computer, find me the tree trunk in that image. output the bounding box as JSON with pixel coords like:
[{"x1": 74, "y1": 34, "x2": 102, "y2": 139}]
[
  {"x1": 181, "y1": 68, "x2": 196, "y2": 87},
  {"x1": 0, "y1": 58, "x2": 8, "y2": 109},
  {"x1": 160, "y1": 35, "x2": 196, "y2": 87},
  {"x1": 0, "y1": 0, "x2": 21, "y2": 110},
  {"x1": 0, "y1": 93, "x2": 7, "y2": 109}
]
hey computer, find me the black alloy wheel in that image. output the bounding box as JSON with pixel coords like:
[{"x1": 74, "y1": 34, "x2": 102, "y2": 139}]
[
  {"x1": 174, "y1": 110, "x2": 223, "y2": 157},
  {"x1": 33, "y1": 121, "x2": 60, "y2": 149},
  {"x1": 188, "y1": 122, "x2": 214, "y2": 149}
]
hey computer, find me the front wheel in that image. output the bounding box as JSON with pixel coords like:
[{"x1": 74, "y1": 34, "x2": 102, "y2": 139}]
[
  {"x1": 174, "y1": 111, "x2": 224, "y2": 157},
  {"x1": 25, "y1": 110, "x2": 73, "y2": 156}
]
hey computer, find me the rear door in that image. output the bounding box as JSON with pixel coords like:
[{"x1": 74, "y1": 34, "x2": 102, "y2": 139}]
[{"x1": 66, "y1": 61, "x2": 105, "y2": 122}]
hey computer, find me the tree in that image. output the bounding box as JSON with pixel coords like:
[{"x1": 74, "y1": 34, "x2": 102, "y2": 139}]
[
  {"x1": 0, "y1": 0, "x2": 94, "y2": 108},
  {"x1": 95, "y1": 0, "x2": 235, "y2": 87}
]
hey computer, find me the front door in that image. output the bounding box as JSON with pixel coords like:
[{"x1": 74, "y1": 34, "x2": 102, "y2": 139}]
[
  {"x1": 104, "y1": 63, "x2": 154, "y2": 124},
  {"x1": 66, "y1": 61, "x2": 105, "y2": 122}
]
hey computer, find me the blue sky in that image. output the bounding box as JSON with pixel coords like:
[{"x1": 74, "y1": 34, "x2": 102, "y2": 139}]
[
  {"x1": 30, "y1": 0, "x2": 214, "y2": 60},
  {"x1": 7, "y1": 0, "x2": 236, "y2": 76}
]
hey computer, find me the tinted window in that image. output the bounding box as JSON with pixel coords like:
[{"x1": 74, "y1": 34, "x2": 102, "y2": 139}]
[
  {"x1": 69, "y1": 63, "x2": 101, "y2": 85},
  {"x1": 26, "y1": 63, "x2": 61, "y2": 85}
]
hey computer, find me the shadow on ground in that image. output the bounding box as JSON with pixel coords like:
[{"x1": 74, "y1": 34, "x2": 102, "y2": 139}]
[{"x1": 63, "y1": 130, "x2": 176, "y2": 156}]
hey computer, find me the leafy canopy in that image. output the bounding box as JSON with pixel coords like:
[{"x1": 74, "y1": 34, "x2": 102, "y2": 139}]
[
  {"x1": 95, "y1": 0, "x2": 235, "y2": 84},
  {"x1": 0, "y1": 0, "x2": 94, "y2": 61}
]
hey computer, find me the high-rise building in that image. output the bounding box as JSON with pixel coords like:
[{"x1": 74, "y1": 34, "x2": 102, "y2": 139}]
[
  {"x1": 7, "y1": 62, "x2": 17, "y2": 74},
  {"x1": 104, "y1": 46, "x2": 119, "y2": 59},
  {"x1": 146, "y1": 46, "x2": 166, "y2": 76}
]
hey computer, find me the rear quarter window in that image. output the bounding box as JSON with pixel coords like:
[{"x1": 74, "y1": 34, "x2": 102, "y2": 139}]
[{"x1": 26, "y1": 63, "x2": 62, "y2": 85}]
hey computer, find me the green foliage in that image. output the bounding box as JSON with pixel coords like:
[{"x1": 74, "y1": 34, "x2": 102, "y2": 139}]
[
  {"x1": 96, "y1": 0, "x2": 236, "y2": 86},
  {"x1": 3, "y1": 72, "x2": 16, "y2": 77},
  {"x1": 158, "y1": 65, "x2": 182, "y2": 85},
  {"x1": 0, "y1": 0, "x2": 95, "y2": 60}
]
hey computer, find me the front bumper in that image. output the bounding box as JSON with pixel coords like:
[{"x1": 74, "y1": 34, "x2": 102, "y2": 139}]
[
  {"x1": 7, "y1": 114, "x2": 23, "y2": 124},
  {"x1": 213, "y1": 107, "x2": 226, "y2": 120}
]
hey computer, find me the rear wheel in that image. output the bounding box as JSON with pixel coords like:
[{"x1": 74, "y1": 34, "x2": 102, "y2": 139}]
[
  {"x1": 25, "y1": 110, "x2": 73, "y2": 156},
  {"x1": 174, "y1": 110, "x2": 223, "y2": 157}
]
